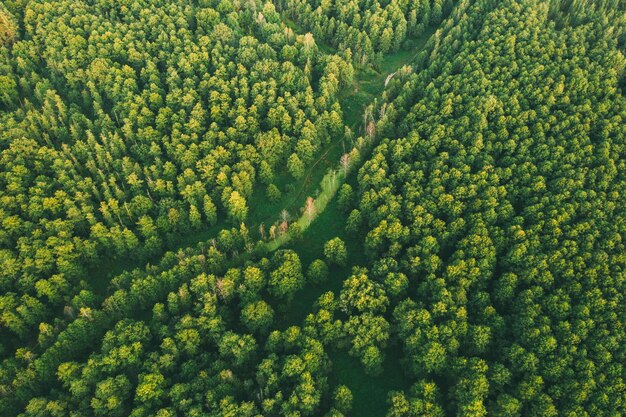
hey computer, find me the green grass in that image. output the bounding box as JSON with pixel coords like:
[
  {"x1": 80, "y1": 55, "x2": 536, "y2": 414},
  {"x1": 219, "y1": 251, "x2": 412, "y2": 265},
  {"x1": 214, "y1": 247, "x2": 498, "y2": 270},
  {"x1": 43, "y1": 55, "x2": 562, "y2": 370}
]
[
  {"x1": 330, "y1": 345, "x2": 410, "y2": 417},
  {"x1": 264, "y1": 25, "x2": 440, "y2": 417},
  {"x1": 275, "y1": 185, "x2": 367, "y2": 326}
]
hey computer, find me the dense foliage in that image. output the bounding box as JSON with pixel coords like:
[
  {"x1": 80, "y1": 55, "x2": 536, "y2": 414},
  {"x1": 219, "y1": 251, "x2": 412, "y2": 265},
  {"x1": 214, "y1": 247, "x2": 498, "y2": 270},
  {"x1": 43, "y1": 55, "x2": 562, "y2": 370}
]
[
  {"x1": 353, "y1": 0, "x2": 626, "y2": 415},
  {"x1": 12, "y1": 250, "x2": 339, "y2": 417},
  {"x1": 1, "y1": 0, "x2": 626, "y2": 416},
  {"x1": 0, "y1": 0, "x2": 353, "y2": 343},
  {"x1": 275, "y1": 0, "x2": 455, "y2": 66}
]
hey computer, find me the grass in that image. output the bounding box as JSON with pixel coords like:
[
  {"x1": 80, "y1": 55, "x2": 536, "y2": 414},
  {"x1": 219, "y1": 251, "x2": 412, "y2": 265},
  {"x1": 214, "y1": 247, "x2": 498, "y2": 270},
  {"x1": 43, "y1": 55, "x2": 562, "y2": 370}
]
[
  {"x1": 264, "y1": 26, "x2": 440, "y2": 417},
  {"x1": 275, "y1": 184, "x2": 367, "y2": 326},
  {"x1": 330, "y1": 345, "x2": 411, "y2": 417}
]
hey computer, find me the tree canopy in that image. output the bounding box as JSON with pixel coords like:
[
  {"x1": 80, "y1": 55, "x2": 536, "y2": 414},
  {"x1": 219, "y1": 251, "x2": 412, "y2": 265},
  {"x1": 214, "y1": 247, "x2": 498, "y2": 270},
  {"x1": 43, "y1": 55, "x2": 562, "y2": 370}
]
[{"x1": 1, "y1": 0, "x2": 625, "y2": 416}]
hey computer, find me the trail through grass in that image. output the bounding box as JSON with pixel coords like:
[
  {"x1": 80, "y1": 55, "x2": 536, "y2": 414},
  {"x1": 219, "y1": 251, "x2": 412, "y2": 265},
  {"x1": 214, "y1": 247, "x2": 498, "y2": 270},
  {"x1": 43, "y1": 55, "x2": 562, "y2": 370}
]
[{"x1": 264, "y1": 28, "x2": 438, "y2": 417}]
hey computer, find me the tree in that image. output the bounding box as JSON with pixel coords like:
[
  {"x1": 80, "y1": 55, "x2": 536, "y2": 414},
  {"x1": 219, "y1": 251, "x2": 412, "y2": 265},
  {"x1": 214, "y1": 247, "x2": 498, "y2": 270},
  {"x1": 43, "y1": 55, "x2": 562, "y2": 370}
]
[
  {"x1": 268, "y1": 250, "x2": 304, "y2": 302},
  {"x1": 239, "y1": 266, "x2": 266, "y2": 303},
  {"x1": 345, "y1": 209, "x2": 362, "y2": 234},
  {"x1": 340, "y1": 153, "x2": 350, "y2": 176},
  {"x1": 0, "y1": 75, "x2": 17, "y2": 107},
  {"x1": 339, "y1": 270, "x2": 388, "y2": 314},
  {"x1": 135, "y1": 373, "x2": 165, "y2": 407},
  {"x1": 267, "y1": 184, "x2": 282, "y2": 202},
  {"x1": 307, "y1": 259, "x2": 329, "y2": 284},
  {"x1": 241, "y1": 300, "x2": 274, "y2": 334},
  {"x1": 384, "y1": 272, "x2": 408, "y2": 299},
  {"x1": 305, "y1": 196, "x2": 316, "y2": 223},
  {"x1": 324, "y1": 237, "x2": 347, "y2": 266},
  {"x1": 333, "y1": 385, "x2": 353, "y2": 414},
  {"x1": 387, "y1": 381, "x2": 445, "y2": 417},
  {"x1": 0, "y1": 8, "x2": 16, "y2": 47},
  {"x1": 203, "y1": 195, "x2": 218, "y2": 225},
  {"x1": 362, "y1": 345, "x2": 384, "y2": 375},
  {"x1": 337, "y1": 184, "x2": 353, "y2": 213},
  {"x1": 226, "y1": 191, "x2": 248, "y2": 223},
  {"x1": 287, "y1": 153, "x2": 305, "y2": 179},
  {"x1": 218, "y1": 332, "x2": 257, "y2": 368},
  {"x1": 91, "y1": 375, "x2": 132, "y2": 417},
  {"x1": 189, "y1": 204, "x2": 202, "y2": 229}
]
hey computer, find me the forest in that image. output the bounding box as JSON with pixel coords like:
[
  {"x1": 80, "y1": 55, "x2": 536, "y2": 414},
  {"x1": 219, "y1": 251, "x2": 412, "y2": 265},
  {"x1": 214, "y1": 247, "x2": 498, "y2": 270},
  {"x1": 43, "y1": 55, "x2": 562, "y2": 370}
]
[{"x1": 0, "y1": 0, "x2": 625, "y2": 416}]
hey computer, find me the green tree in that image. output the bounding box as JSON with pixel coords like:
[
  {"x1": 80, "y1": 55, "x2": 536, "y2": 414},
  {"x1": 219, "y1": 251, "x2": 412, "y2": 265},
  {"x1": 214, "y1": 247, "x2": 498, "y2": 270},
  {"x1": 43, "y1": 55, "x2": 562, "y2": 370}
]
[
  {"x1": 287, "y1": 153, "x2": 305, "y2": 179},
  {"x1": 336, "y1": 184, "x2": 354, "y2": 213},
  {"x1": 241, "y1": 300, "x2": 274, "y2": 334},
  {"x1": 307, "y1": 259, "x2": 329, "y2": 284},
  {"x1": 324, "y1": 237, "x2": 347, "y2": 266},
  {"x1": 334, "y1": 385, "x2": 353, "y2": 414},
  {"x1": 268, "y1": 250, "x2": 304, "y2": 302},
  {"x1": 226, "y1": 191, "x2": 248, "y2": 223}
]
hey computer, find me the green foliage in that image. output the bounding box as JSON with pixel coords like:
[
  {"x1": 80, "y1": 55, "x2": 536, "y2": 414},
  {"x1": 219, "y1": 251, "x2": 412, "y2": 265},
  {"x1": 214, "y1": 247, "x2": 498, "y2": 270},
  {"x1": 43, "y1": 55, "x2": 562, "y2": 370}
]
[
  {"x1": 354, "y1": 0, "x2": 626, "y2": 414},
  {"x1": 2, "y1": 1, "x2": 626, "y2": 417},
  {"x1": 324, "y1": 237, "x2": 348, "y2": 266},
  {"x1": 333, "y1": 385, "x2": 353, "y2": 413},
  {"x1": 226, "y1": 191, "x2": 249, "y2": 223},
  {"x1": 0, "y1": 0, "x2": 354, "y2": 349},
  {"x1": 336, "y1": 183, "x2": 354, "y2": 213},
  {"x1": 276, "y1": 0, "x2": 454, "y2": 65},
  {"x1": 345, "y1": 209, "x2": 362, "y2": 234},
  {"x1": 387, "y1": 381, "x2": 444, "y2": 417},
  {"x1": 307, "y1": 259, "x2": 329, "y2": 284},
  {"x1": 287, "y1": 153, "x2": 305, "y2": 179},
  {"x1": 268, "y1": 250, "x2": 305, "y2": 302},
  {"x1": 0, "y1": 74, "x2": 17, "y2": 107},
  {"x1": 266, "y1": 183, "x2": 282, "y2": 203},
  {"x1": 241, "y1": 300, "x2": 275, "y2": 333}
]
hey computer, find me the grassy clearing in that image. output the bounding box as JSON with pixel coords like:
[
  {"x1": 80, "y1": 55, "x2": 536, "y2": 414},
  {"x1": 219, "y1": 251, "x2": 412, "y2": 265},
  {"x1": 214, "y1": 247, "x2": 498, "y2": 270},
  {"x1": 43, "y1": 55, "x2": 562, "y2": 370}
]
[
  {"x1": 330, "y1": 345, "x2": 410, "y2": 417},
  {"x1": 275, "y1": 177, "x2": 367, "y2": 325},
  {"x1": 265, "y1": 27, "x2": 440, "y2": 417},
  {"x1": 260, "y1": 26, "x2": 438, "y2": 257}
]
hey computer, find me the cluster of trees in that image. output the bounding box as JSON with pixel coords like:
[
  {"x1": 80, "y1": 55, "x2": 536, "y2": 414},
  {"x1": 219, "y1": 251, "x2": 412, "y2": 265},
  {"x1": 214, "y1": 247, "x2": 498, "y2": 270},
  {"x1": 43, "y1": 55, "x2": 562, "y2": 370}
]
[
  {"x1": 0, "y1": 0, "x2": 355, "y2": 349},
  {"x1": 347, "y1": 0, "x2": 626, "y2": 415},
  {"x1": 5, "y1": 247, "x2": 358, "y2": 417},
  {"x1": 275, "y1": 0, "x2": 455, "y2": 66},
  {"x1": 0, "y1": 214, "x2": 389, "y2": 416},
  {"x1": 3, "y1": 0, "x2": 626, "y2": 415}
]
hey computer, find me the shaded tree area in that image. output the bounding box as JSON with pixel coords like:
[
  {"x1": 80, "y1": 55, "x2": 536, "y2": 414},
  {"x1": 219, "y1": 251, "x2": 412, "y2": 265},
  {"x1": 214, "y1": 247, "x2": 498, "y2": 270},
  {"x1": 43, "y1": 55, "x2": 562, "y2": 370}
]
[{"x1": 6, "y1": 248, "x2": 345, "y2": 416}]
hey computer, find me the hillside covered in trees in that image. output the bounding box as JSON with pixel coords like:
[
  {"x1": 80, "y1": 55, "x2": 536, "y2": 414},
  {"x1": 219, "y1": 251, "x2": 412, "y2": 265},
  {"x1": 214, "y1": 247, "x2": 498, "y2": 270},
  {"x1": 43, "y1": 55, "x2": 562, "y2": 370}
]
[{"x1": 1, "y1": 0, "x2": 625, "y2": 416}]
